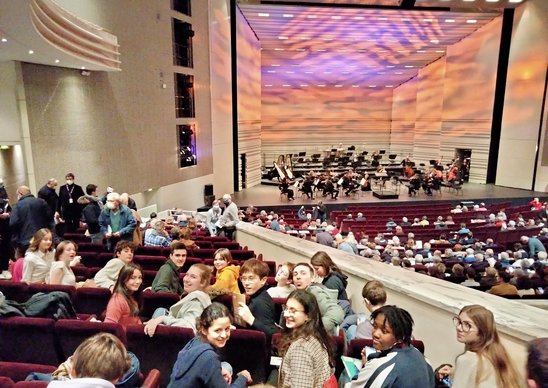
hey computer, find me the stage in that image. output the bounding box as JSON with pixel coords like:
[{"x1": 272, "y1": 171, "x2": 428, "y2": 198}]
[{"x1": 230, "y1": 182, "x2": 545, "y2": 213}]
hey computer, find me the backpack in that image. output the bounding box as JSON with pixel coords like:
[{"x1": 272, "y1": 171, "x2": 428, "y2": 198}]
[{"x1": 24, "y1": 291, "x2": 77, "y2": 320}]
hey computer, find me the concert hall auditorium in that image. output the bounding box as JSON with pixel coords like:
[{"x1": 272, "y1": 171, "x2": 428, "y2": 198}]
[{"x1": 0, "y1": 0, "x2": 547, "y2": 387}]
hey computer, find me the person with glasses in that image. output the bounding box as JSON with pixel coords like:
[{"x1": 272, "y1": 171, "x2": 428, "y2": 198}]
[
  {"x1": 346, "y1": 305, "x2": 434, "y2": 388},
  {"x1": 278, "y1": 289, "x2": 335, "y2": 388},
  {"x1": 235, "y1": 259, "x2": 278, "y2": 338},
  {"x1": 168, "y1": 303, "x2": 252, "y2": 387},
  {"x1": 451, "y1": 305, "x2": 521, "y2": 388}
]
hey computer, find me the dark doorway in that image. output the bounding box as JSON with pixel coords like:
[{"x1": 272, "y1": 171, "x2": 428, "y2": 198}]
[
  {"x1": 240, "y1": 153, "x2": 247, "y2": 189},
  {"x1": 454, "y1": 148, "x2": 471, "y2": 182}
]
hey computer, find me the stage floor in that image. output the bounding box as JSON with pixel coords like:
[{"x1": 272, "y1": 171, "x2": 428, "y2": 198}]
[{"x1": 231, "y1": 182, "x2": 544, "y2": 209}]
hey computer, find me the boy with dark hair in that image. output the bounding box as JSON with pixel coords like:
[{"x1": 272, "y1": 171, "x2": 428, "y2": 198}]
[
  {"x1": 151, "y1": 242, "x2": 187, "y2": 294},
  {"x1": 93, "y1": 240, "x2": 136, "y2": 290},
  {"x1": 236, "y1": 259, "x2": 278, "y2": 337}
]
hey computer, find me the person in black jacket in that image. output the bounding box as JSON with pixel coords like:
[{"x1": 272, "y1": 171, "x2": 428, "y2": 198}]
[
  {"x1": 236, "y1": 259, "x2": 279, "y2": 339},
  {"x1": 78, "y1": 184, "x2": 103, "y2": 244},
  {"x1": 37, "y1": 178, "x2": 59, "y2": 221},
  {"x1": 57, "y1": 173, "x2": 85, "y2": 233},
  {"x1": 9, "y1": 186, "x2": 51, "y2": 255}
]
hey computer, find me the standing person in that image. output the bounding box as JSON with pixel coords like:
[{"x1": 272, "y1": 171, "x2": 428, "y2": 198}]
[
  {"x1": 278, "y1": 289, "x2": 334, "y2": 388},
  {"x1": 0, "y1": 184, "x2": 12, "y2": 279},
  {"x1": 167, "y1": 303, "x2": 252, "y2": 387},
  {"x1": 120, "y1": 193, "x2": 142, "y2": 246},
  {"x1": 313, "y1": 201, "x2": 327, "y2": 222},
  {"x1": 78, "y1": 184, "x2": 103, "y2": 245},
  {"x1": 9, "y1": 186, "x2": 51, "y2": 256},
  {"x1": 211, "y1": 248, "x2": 241, "y2": 294},
  {"x1": 104, "y1": 263, "x2": 143, "y2": 330},
  {"x1": 57, "y1": 173, "x2": 85, "y2": 233},
  {"x1": 205, "y1": 200, "x2": 222, "y2": 236},
  {"x1": 346, "y1": 306, "x2": 435, "y2": 388},
  {"x1": 218, "y1": 194, "x2": 239, "y2": 239},
  {"x1": 310, "y1": 251, "x2": 349, "y2": 301},
  {"x1": 451, "y1": 305, "x2": 521, "y2": 388},
  {"x1": 49, "y1": 240, "x2": 79, "y2": 286},
  {"x1": 98, "y1": 192, "x2": 136, "y2": 251},
  {"x1": 144, "y1": 263, "x2": 212, "y2": 335},
  {"x1": 37, "y1": 178, "x2": 59, "y2": 221},
  {"x1": 22, "y1": 228, "x2": 55, "y2": 284}
]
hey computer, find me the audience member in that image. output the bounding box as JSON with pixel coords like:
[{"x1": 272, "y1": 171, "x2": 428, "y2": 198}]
[
  {"x1": 144, "y1": 263, "x2": 212, "y2": 335},
  {"x1": 168, "y1": 303, "x2": 252, "y2": 387},
  {"x1": 78, "y1": 184, "x2": 103, "y2": 244},
  {"x1": 451, "y1": 305, "x2": 521, "y2": 388},
  {"x1": 37, "y1": 178, "x2": 59, "y2": 222},
  {"x1": 104, "y1": 263, "x2": 143, "y2": 329},
  {"x1": 310, "y1": 251, "x2": 349, "y2": 301},
  {"x1": 151, "y1": 242, "x2": 187, "y2": 294},
  {"x1": 93, "y1": 241, "x2": 136, "y2": 290},
  {"x1": 278, "y1": 289, "x2": 334, "y2": 388},
  {"x1": 236, "y1": 259, "x2": 278, "y2": 337},
  {"x1": 22, "y1": 228, "x2": 54, "y2": 284},
  {"x1": 211, "y1": 248, "x2": 241, "y2": 294},
  {"x1": 218, "y1": 194, "x2": 239, "y2": 239},
  {"x1": 487, "y1": 271, "x2": 518, "y2": 296},
  {"x1": 99, "y1": 192, "x2": 136, "y2": 251},
  {"x1": 49, "y1": 240, "x2": 79, "y2": 287},
  {"x1": 267, "y1": 262, "x2": 296, "y2": 298},
  {"x1": 346, "y1": 305, "x2": 434, "y2": 387},
  {"x1": 526, "y1": 338, "x2": 548, "y2": 388}
]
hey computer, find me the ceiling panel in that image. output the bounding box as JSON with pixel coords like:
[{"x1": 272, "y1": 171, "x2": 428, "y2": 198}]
[{"x1": 239, "y1": 4, "x2": 501, "y2": 89}]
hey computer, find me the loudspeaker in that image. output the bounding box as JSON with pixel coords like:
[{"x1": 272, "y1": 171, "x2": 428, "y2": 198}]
[{"x1": 204, "y1": 184, "x2": 214, "y2": 196}]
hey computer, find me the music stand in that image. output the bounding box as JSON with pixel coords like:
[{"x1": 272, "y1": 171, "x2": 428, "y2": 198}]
[
  {"x1": 379, "y1": 150, "x2": 386, "y2": 155},
  {"x1": 388, "y1": 154, "x2": 397, "y2": 163}
]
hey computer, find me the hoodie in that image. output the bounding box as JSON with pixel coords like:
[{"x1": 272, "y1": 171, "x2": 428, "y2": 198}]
[
  {"x1": 323, "y1": 271, "x2": 349, "y2": 301},
  {"x1": 212, "y1": 264, "x2": 241, "y2": 294},
  {"x1": 164, "y1": 290, "x2": 211, "y2": 332},
  {"x1": 168, "y1": 336, "x2": 247, "y2": 388},
  {"x1": 78, "y1": 195, "x2": 103, "y2": 234}
]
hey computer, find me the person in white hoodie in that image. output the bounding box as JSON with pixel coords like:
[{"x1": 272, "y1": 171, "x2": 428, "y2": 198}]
[{"x1": 143, "y1": 263, "x2": 212, "y2": 336}]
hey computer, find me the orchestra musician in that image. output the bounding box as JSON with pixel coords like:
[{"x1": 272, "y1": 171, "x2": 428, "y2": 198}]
[
  {"x1": 322, "y1": 178, "x2": 338, "y2": 199},
  {"x1": 341, "y1": 170, "x2": 359, "y2": 196},
  {"x1": 404, "y1": 164, "x2": 415, "y2": 178},
  {"x1": 300, "y1": 176, "x2": 314, "y2": 199},
  {"x1": 447, "y1": 164, "x2": 459, "y2": 183},
  {"x1": 279, "y1": 177, "x2": 295, "y2": 200}
]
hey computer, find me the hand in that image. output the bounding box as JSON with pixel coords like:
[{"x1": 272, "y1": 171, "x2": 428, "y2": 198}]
[
  {"x1": 113, "y1": 232, "x2": 121, "y2": 237},
  {"x1": 0, "y1": 213, "x2": 8, "y2": 219},
  {"x1": 144, "y1": 318, "x2": 162, "y2": 337},
  {"x1": 437, "y1": 365, "x2": 452, "y2": 379},
  {"x1": 237, "y1": 302, "x2": 254, "y2": 325},
  {"x1": 221, "y1": 367, "x2": 232, "y2": 384},
  {"x1": 360, "y1": 348, "x2": 369, "y2": 366},
  {"x1": 105, "y1": 233, "x2": 112, "y2": 239},
  {"x1": 237, "y1": 370, "x2": 252, "y2": 384}
]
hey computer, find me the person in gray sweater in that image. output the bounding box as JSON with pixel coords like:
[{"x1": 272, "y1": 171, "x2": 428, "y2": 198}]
[
  {"x1": 292, "y1": 262, "x2": 344, "y2": 334},
  {"x1": 93, "y1": 241, "x2": 135, "y2": 290}
]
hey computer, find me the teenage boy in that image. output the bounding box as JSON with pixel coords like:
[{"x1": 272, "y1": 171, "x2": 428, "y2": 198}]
[
  {"x1": 151, "y1": 242, "x2": 187, "y2": 294},
  {"x1": 292, "y1": 262, "x2": 344, "y2": 334},
  {"x1": 236, "y1": 259, "x2": 279, "y2": 337},
  {"x1": 94, "y1": 241, "x2": 136, "y2": 290}
]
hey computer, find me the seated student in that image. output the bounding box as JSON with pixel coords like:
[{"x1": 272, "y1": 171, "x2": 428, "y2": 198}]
[
  {"x1": 104, "y1": 264, "x2": 143, "y2": 330},
  {"x1": 267, "y1": 262, "x2": 296, "y2": 298},
  {"x1": 49, "y1": 240, "x2": 80, "y2": 287},
  {"x1": 292, "y1": 262, "x2": 344, "y2": 334},
  {"x1": 168, "y1": 303, "x2": 252, "y2": 387},
  {"x1": 175, "y1": 226, "x2": 199, "y2": 251},
  {"x1": 22, "y1": 228, "x2": 55, "y2": 284},
  {"x1": 278, "y1": 289, "x2": 334, "y2": 388},
  {"x1": 345, "y1": 305, "x2": 435, "y2": 388},
  {"x1": 151, "y1": 242, "x2": 187, "y2": 294},
  {"x1": 349, "y1": 280, "x2": 387, "y2": 340},
  {"x1": 211, "y1": 248, "x2": 241, "y2": 294},
  {"x1": 144, "y1": 263, "x2": 212, "y2": 335},
  {"x1": 310, "y1": 251, "x2": 349, "y2": 301},
  {"x1": 93, "y1": 241, "x2": 136, "y2": 290},
  {"x1": 235, "y1": 259, "x2": 279, "y2": 337},
  {"x1": 48, "y1": 333, "x2": 132, "y2": 388}
]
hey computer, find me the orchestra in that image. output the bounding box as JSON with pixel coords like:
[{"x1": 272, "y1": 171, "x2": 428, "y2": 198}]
[{"x1": 268, "y1": 151, "x2": 466, "y2": 200}]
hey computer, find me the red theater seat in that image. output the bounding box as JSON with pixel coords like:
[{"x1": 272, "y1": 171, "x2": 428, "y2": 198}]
[
  {"x1": 139, "y1": 290, "x2": 180, "y2": 319},
  {"x1": 75, "y1": 287, "x2": 111, "y2": 316},
  {"x1": 222, "y1": 329, "x2": 268, "y2": 383},
  {"x1": 0, "y1": 362, "x2": 56, "y2": 383}
]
